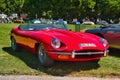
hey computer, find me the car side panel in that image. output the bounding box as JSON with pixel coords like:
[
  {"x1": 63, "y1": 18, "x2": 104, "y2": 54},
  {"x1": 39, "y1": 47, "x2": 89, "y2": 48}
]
[
  {"x1": 86, "y1": 27, "x2": 120, "y2": 47},
  {"x1": 102, "y1": 28, "x2": 120, "y2": 46},
  {"x1": 11, "y1": 28, "x2": 38, "y2": 53}
]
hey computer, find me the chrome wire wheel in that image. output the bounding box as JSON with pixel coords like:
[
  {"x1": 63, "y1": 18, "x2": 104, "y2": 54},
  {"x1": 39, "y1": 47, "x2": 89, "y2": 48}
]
[
  {"x1": 38, "y1": 46, "x2": 45, "y2": 64},
  {"x1": 38, "y1": 45, "x2": 54, "y2": 67}
]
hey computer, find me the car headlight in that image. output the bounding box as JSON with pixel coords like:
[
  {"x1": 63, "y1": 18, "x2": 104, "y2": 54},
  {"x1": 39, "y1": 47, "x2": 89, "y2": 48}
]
[
  {"x1": 100, "y1": 38, "x2": 108, "y2": 47},
  {"x1": 51, "y1": 38, "x2": 61, "y2": 49}
]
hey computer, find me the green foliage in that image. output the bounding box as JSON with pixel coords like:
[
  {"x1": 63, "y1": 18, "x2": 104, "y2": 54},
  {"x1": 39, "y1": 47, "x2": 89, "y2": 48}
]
[
  {"x1": 0, "y1": 0, "x2": 120, "y2": 19},
  {"x1": 0, "y1": 0, "x2": 24, "y2": 14},
  {"x1": 94, "y1": 0, "x2": 120, "y2": 19}
]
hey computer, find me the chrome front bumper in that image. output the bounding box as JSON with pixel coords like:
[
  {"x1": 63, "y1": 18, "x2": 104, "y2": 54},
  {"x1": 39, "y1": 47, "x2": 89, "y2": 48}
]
[{"x1": 50, "y1": 50, "x2": 109, "y2": 58}]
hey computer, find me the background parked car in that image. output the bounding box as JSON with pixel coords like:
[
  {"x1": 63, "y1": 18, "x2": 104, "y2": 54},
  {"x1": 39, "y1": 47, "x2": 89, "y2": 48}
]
[
  {"x1": 13, "y1": 19, "x2": 24, "y2": 23},
  {"x1": 85, "y1": 24, "x2": 120, "y2": 47}
]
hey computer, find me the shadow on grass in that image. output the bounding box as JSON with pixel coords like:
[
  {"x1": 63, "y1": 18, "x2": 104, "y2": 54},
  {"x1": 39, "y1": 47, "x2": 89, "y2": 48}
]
[
  {"x1": 3, "y1": 47, "x2": 100, "y2": 76},
  {"x1": 109, "y1": 47, "x2": 120, "y2": 57}
]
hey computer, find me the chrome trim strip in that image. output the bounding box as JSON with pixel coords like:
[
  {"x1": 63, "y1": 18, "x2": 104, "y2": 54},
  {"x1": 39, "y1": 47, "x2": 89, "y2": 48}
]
[{"x1": 49, "y1": 50, "x2": 109, "y2": 56}]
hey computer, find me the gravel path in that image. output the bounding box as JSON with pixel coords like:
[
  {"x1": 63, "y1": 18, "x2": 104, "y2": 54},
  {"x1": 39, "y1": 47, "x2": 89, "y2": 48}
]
[{"x1": 0, "y1": 75, "x2": 120, "y2": 80}]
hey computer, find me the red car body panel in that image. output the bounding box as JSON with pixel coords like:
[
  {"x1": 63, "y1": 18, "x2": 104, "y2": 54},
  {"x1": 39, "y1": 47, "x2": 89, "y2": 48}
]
[
  {"x1": 101, "y1": 32, "x2": 120, "y2": 46},
  {"x1": 11, "y1": 26, "x2": 109, "y2": 62}
]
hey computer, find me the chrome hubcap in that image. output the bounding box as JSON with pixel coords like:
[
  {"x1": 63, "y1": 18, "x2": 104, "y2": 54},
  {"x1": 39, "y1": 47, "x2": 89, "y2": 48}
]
[{"x1": 38, "y1": 46, "x2": 45, "y2": 63}]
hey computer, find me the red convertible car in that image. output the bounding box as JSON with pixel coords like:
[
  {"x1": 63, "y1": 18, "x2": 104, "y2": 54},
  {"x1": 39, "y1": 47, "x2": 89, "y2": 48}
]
[{"x1": 10, "y1": 20, "x2": 109, "y2": 66}]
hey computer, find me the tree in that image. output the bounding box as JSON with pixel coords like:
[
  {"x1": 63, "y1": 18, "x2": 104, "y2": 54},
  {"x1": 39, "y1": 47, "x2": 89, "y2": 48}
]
[
  {"x1": 0, "y1": 0, "x2": 6, "y2": 13},
  {"x1": 0, "y1": 0, "x2": 120, "y2": 20},
  {"x1": 94, "y1": 0, "x2": 120, "y2": 20},
  {"x1": 0, "y1": 0, "x2": 24, "y2": 15}
]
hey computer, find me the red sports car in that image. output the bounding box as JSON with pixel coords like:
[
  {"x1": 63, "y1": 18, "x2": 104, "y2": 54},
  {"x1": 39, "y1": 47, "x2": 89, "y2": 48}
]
[{"x1": 10, "y1": 20, "x2": 109, "y2": 66}]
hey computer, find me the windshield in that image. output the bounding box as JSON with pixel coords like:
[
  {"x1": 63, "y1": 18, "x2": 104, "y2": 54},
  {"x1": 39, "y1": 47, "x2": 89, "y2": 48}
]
[{"x1": 19, "y1": 20, "x2": 67, "y2": 31}]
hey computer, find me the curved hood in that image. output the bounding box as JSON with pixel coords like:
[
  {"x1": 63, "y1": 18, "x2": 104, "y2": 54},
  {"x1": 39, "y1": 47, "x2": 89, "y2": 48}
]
[{"x1": 29, "y1": 29, "x2": 106, "y2": 51}]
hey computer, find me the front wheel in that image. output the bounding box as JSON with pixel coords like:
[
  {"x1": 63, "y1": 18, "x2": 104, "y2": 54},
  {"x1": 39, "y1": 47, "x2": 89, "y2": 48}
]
[{"x1": 38, "y1": 45, "x2": 54, "y2": 67}]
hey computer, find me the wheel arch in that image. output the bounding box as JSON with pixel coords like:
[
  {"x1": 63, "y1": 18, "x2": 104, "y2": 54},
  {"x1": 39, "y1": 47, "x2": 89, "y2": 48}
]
[
  {"x1": 35, "y1": 43, "x2": 40, "y2": 51},
  {"x1": 35, "y1": 42, "x2": 51, "y2": 51},
  {"x1": 10, "y1": 36, "x2": 13, "y2": 40}
]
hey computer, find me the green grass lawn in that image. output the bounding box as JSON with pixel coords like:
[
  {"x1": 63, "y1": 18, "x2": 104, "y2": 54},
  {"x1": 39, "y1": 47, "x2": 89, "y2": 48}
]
[
  {"x1": 67, "y1": 24, "x2": 99, "y2": 31},
  {"x1": 0, "y1": 23, "x2": 120, "y2": 77}
]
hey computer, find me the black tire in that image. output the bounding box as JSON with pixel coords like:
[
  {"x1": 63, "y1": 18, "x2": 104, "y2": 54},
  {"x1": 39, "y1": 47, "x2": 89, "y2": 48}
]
[
  {"x1": 38, "y1": 45, "x2": 54, "y2": 67},
  {"x1": 11, "y1": 37, "x2": 19, "y2": 51}
]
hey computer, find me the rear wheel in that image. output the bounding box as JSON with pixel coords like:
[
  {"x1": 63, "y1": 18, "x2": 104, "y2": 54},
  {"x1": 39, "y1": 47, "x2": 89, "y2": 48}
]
[
  {"x1": 38, "y1": 45, "x2": 54, "y2": 67},
  {"x1": 11, "y1": 37, "x2": 19, "y2": 51}
]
